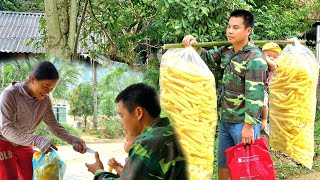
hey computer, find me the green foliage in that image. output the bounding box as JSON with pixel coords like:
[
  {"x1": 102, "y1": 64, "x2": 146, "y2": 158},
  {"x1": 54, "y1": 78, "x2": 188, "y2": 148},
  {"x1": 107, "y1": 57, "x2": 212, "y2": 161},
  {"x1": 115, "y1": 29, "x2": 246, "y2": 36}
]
[
  {"x1": 157, "y1": 0, "x2": 251, "y2": 43},
  {"x1": 0, "y1": 59, "x2": 37, "y2": 91},
  {"x1": 212, "y1": 131, "x2": 219, "y2": 180},
  {"x1": 89, "y1": 116, "x2": 123, "y2": 139},
  {"x1": 98, "y1": 66, "x2": 142, "y2": 116},
  {"x1": 77, "y1": 0, "x2": 318, "y2": 96},
  {"x1": 0, "y1": 0, "x2": 44, "y2": 12},
  {"x1": 5, "y1": 0, "x2": 317, "y2": 67},
  {"x1": 143, "y1": 59, "x2": 160, "y2": 92},
  {"x1": 80, "y1": 0, "x2": 150, "y2": 64},
  {"x1": 68, "y1": 82, "x2": 94, "y2": 118},
  {"x1": 98, "y1": 116, "x2": 124, "y2": 139},
  {"x1": 34, "y1": 121, "x2": 82, "y2": 145},
  {"x1": 30, "y1": 0, "x2": 316, "y2": 68},
  {"x1": 0, "y1": 0, "x2": 16, "y2": 11},
  {"x1": 0, "y1": 58, "x2": 82, "y2": 100},
  {"x1": 28, "y1": 16, "x2": 47, "y2": 52},
  {"x1": 252, "y1": 1, "x2": 314, "y2": 40},
  {"x1": 154, "y1": 0, "x2": 316, "y2": 43},
  {"x1": 50, "y1": 57, "x2": 83, "y2": 99},
  {"x1": 315, "y1": 118, "x2": 320, "y2": 156}
]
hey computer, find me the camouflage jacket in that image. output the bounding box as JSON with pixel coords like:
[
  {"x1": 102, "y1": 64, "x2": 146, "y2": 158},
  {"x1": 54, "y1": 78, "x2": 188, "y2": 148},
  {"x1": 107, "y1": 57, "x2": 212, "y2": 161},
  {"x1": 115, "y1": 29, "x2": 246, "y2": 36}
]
[
  {"x1": 200, "y1": 43, "x2": 267, "y2": 124},
  {"x1": 94, "y1": 117, "x2": 187, "y2": 180}
]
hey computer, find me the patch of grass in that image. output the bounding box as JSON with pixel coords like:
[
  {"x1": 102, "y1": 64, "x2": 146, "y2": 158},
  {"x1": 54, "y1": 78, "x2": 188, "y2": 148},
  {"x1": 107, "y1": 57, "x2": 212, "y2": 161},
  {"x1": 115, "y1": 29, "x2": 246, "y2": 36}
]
[
  {"x1": 89, "y1": 130, "x2": 102, "y2": 138},
  {"x1": 315, "y1": 119, "x2": 320, "y2": 156},
  {"x1": 272, "y1": 152, "x2": 304, "y2": 179},
  {"x1": 213, "y1": 133, "x2": 219, "y2": 180},
  {"x1": 97, "y1": 116, "x2": 124, "y2": 139},
  {"x1": 35, "y1": 121, "x2": 82, "y2": 145},
  {"x1": 272, "y1": 154, "x2": 320, "y2": 179}
]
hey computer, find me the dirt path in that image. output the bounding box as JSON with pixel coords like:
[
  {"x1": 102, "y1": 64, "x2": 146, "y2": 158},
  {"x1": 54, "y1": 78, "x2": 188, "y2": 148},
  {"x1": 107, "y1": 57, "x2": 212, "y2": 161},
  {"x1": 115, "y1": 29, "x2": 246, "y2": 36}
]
[
  {"x1": 56, "y1": 134, "x2": 320, "y2": 179},
  {"x1": 288, "y1": 171, "x2": 320, "y2": 180},
  {"x1": 57, "y1": 139, "x2": 126, "y2": 180}
]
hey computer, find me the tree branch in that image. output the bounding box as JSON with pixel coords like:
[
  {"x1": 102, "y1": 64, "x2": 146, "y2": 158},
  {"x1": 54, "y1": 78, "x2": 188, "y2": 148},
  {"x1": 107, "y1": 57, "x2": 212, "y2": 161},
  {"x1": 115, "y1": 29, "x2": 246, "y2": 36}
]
[
  {"x1": 88, "y1": 0, "x2": 115, "y2": 45},
  {"x1": 72, "y1": 0, "x2": 89, "y2": 60}
]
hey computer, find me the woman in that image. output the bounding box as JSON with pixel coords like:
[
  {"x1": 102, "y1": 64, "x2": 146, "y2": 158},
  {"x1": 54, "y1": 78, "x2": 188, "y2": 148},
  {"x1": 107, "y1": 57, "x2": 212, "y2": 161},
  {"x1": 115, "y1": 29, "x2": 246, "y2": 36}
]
[{"x1": 0, "y1": 61, "x2": 86, "y2": 180}]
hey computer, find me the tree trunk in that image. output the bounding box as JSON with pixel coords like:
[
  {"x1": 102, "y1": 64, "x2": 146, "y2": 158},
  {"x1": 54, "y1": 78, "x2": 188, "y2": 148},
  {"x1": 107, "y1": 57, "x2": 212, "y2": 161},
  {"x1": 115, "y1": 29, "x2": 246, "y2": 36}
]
[
  {"x1": 68, "y1": 0, "x2": 78, "y2": 51},
  {"x1": 45, "y1": 0, "x2": 72, "y2": 60},
  {"x1": 84, "y1": 116, "x2": 87, "y2": 128},
  {"x1": 45, "y1": 0, "x2": 61, "y2": 54},
  {"x1": 57, "y1": 0, "x2": 69, "y2": 42},
  {"x1": 92, "y1": 60, "x2": 98, "y2": 130},
  {"x1": 72, "y1": 0, "x2": 89, "y2": 60}
]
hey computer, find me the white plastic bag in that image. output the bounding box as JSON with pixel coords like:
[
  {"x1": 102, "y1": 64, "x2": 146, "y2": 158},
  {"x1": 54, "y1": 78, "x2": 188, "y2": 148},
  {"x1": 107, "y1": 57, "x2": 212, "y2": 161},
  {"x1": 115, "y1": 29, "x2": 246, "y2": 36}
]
[{"x1": 269, "y1": 40, "x2": 319, "y2": 169}]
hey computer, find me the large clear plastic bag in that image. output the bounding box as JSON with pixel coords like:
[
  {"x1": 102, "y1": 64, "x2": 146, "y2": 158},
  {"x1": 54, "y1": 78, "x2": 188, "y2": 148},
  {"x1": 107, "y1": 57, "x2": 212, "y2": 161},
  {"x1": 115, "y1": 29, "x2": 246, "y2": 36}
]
[
  {"x1": 32, "y1": 150, "x2": 66, "y2": 180},
  {"x1": 160, "y1": 46, "x2": 218, "y2": 179},
  {"x1": 269, "y1": 39, "x2": 319, "y2": 169}
]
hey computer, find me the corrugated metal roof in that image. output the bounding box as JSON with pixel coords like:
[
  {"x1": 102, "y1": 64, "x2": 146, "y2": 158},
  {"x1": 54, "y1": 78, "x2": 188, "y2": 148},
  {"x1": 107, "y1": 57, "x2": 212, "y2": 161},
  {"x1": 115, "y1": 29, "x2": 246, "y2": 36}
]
[{"x1": 0, "y1": 11, "x2": 45, "y2": 54}]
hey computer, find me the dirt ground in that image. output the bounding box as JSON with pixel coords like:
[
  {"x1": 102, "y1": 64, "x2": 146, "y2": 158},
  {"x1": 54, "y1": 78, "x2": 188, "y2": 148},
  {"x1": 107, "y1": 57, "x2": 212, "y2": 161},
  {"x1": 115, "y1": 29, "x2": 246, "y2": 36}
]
[
  {"x1": 56, "y1": 134, "x2": 320, "y2": 180},
  {"x1": 57, "y1": 137, "x2": 126, "y2": 180},
  {"x1": 288, "y1": 172, "x2": 320, "y2": 180}
]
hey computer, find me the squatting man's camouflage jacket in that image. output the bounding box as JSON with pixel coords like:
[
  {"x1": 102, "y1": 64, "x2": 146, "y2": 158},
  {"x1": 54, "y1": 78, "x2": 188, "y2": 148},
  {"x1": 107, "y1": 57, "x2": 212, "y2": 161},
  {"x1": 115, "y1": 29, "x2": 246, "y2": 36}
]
[{"x1": 94, "y1": 117, "x2": 187, "y2": 180}]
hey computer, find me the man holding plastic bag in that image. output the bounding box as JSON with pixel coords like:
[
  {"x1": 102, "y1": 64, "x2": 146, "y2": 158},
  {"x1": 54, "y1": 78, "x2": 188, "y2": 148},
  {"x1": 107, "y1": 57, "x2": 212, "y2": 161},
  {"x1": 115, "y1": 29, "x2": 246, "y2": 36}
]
[{"x1": 183, "y1": 10, "x2": 267, "y2": 179}]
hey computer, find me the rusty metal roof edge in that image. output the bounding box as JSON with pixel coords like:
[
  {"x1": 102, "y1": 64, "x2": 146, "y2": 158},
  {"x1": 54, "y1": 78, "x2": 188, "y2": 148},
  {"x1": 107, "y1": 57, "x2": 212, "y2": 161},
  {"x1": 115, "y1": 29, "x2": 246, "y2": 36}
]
[{"x1": 0, "y1": 11, "x2": 45, "y2": 16}]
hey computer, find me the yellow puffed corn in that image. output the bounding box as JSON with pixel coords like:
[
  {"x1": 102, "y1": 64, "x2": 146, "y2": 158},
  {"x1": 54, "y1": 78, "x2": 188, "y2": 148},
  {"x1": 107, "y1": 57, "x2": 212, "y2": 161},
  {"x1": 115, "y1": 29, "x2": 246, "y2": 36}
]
[
  {"x1": 33, "y1": 152, "x2": 62, "y2": 180},
  {"x1": 269, "y1": 47, "x2": 319, "y2": 169},
  {"x1": 160, "y1": 48, "x2": 218, "y2": 179}
]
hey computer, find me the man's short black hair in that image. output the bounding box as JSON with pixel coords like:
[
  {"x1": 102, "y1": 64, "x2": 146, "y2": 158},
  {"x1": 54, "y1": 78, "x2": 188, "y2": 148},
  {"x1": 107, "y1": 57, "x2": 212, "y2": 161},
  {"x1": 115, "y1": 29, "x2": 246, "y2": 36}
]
[
  {"x1": 230, "y1": 9, "x2": 254, "y2": 29},
  {"x1": 115, "y1": 83, "x2": 161, "y2": 118}
]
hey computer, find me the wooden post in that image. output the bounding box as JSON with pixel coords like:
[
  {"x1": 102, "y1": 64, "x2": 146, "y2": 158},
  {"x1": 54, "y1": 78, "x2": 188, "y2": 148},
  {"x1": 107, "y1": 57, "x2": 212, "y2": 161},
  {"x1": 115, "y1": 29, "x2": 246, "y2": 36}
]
[{"x1": 92, "y1": 59, "x2": 98, "y2": 130}]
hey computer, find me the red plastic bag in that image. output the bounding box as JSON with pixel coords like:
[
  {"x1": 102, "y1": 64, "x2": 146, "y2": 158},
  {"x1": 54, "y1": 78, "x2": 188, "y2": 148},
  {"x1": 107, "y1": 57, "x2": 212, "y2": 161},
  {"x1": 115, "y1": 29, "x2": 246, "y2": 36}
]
[{"x1": 225, "y1": 137, "x2": 276, "y2": 180}]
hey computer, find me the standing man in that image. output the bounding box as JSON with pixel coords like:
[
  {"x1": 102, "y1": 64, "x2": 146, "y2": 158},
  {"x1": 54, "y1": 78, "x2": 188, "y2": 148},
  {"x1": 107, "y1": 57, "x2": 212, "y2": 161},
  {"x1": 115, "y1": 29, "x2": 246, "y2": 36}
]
[
  {"x1": 85, "y1": 83, "x2": 187, "y2": 180},
  {"x1": 182, "y1": 10, "x2": 267, "y2": 179}
]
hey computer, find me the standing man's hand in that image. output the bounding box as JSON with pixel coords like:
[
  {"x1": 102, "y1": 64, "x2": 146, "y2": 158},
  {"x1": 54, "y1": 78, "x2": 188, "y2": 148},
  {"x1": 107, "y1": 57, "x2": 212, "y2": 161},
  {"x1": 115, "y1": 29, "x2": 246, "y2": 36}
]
[
  {"x1": 182, "y1": 35, "x2": 197, "y2": 47},
  {"x1": 260, "y1": 119, "x2": 267, "y2": 131},
  {"x1": 85, "y1": 152, "x2": 104, "y2": 174},
  {"x1": 242, "y1": 123, "x2": 255, "y2": 144}
]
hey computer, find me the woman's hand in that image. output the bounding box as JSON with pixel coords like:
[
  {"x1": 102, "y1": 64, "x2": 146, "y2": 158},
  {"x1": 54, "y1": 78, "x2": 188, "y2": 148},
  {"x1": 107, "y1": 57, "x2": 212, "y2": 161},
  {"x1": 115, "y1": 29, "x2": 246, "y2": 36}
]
[
  {"x1": 45, "y1": 144, "x2": 58, "y2": 154},
  {"x1": 73, "y1": 139, "x2": 87, "y2": 154}
]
